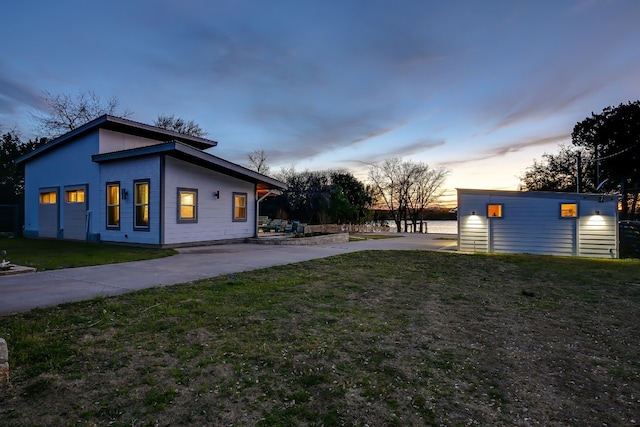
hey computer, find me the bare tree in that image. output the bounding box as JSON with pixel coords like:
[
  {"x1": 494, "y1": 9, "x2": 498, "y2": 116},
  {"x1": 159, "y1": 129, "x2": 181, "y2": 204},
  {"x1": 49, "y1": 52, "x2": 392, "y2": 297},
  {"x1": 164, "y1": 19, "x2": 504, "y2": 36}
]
[
  {"x1": 246, "y1": 148, "x2": 271, "y2": 175},
  {"x1": 368, "y1": 157, "x2": 413, "y2": 232},
  {"x1": 32, "y1": 90, "x2": 132, "y2": 138},
  {"x1": 154, "y1": 114, "x2": 208, "y2": 137},
  {"x1": 368, "y1": 157, "x2": 448, "y2": 232},
  {"x1": 406, "y1": 164, "x2": 449, "y2": 232}
]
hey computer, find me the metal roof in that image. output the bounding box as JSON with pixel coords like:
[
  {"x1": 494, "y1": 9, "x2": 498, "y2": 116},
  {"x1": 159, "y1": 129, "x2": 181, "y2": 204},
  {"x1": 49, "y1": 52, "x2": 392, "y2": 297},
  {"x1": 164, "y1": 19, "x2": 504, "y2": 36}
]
[{"x1": 456, "y1": 188, "x2": 619, "y2": 202}]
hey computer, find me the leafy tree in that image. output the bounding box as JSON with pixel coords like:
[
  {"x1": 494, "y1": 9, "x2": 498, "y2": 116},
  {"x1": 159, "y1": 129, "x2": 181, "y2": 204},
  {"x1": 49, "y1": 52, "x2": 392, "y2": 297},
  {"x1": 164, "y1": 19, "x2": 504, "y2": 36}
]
[
  {"x1": 520, "y1": 145, "x2": 595, "y2": 192},
  {"x1": 154, "y1": 114, "x2": 208, "y2": 137},
  {"x1": 571, "y1": 101, "x2": 640, "y2": 219},
  {"x1": 268, "y1": 168, "x2": 372, "y2": 224},
  {"x1": 329, "y1": 171, "x2": 372, "y2": 224},
  {"x1": 0, "y1": 132, "x2": 47, "y2": 203},
  {"x1": 31, "y1": 90, "x2": 132, "y2": 138}
]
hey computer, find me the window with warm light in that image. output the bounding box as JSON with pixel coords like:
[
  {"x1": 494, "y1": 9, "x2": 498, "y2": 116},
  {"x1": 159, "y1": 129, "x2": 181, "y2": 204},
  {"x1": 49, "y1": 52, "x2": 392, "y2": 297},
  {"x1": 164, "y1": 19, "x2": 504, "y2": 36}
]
[
  {"x1": 66, "y1": 189, "x2": 85, "y2": 203},
  {"x1": 106, "y1": 182, "x2": 120, "y2": 229},
  {"x1": 233, "y1": 192, "x2": 247, "y2": 221},
  {"x1": 40, "y1": 191, "x2": 57, "y2": 204},
  {"x1": 487, "y1": 204, "x2": 503, "y2": 218},
  {"x1": 560, "y1": 203, "x2": 578, "y2": 218},
  {"x1": 178, "y1": 188, "x2": 197, "y2": 223},
  {"x1": 134, "y1": 180, "x2": 150, "y2": 229}
]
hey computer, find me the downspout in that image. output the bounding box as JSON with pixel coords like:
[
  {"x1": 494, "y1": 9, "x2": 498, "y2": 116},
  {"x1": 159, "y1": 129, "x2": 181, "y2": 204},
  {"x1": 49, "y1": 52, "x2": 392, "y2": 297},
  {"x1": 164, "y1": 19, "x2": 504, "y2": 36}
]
[{"x1": 254, "y1": 184, "x2": 259, "y2": 238}]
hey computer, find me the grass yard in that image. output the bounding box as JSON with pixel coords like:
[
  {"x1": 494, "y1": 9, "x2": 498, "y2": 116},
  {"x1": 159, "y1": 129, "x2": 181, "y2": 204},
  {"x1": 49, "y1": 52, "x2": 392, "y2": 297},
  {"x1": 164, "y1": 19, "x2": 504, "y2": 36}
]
[
  {"x1": 0, "y1": 237, "x2": 176, "y2": 271},
  {"x1": 1, "y1": 250, "x2": 639, "y2": 426}
]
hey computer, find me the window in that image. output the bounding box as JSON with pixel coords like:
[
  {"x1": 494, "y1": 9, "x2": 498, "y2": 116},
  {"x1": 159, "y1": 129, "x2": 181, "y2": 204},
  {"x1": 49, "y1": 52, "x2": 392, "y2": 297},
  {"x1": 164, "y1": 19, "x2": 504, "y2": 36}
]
[
  {"x1": 66, "y1": 189, "x2": 85, "y2": 203},
  {"x1": 233, "y1": 192, "x2": 247, "y2": 221},
  {"x1": 134, "y1": 180, "x2": 150, "y2": 229},
  {"x1": 106, "y1": 182, "x2": 120, "y2": 229},
  {"x1": 178, "y1": 188, "x2": 198, "y2": 223},
  {"x1": 560, "y1": 203, "x2": 578, "y2": 218},
  {"x1": 487, "y1": 204, "x2": 503, "y2": 218},
  {"x1": 40, "y1": 191, "x2": 57, "y2": 204}
]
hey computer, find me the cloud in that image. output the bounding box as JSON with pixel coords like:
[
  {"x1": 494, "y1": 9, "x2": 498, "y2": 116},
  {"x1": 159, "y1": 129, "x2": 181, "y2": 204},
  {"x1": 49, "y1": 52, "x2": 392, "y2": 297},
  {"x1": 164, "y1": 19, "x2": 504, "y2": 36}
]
[
  {"x1": 340, "y1": 139, "x2": 447, "y2": 168},
  {"x1": 0, "y1": 75, "x2": 45, "y2": 114},
  {"x1": 442, "y1": 134, "x2": 568, "y2": 166},
  {"x1": 348, "y1": 124, "x2": 406, "y2": 146}
]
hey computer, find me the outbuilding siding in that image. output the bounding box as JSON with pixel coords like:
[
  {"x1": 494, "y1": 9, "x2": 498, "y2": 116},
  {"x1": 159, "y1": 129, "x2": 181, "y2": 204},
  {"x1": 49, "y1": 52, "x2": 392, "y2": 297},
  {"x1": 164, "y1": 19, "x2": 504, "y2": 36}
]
[{"x1": 457, "y1": 189, "x2": 619, "y2": 258}]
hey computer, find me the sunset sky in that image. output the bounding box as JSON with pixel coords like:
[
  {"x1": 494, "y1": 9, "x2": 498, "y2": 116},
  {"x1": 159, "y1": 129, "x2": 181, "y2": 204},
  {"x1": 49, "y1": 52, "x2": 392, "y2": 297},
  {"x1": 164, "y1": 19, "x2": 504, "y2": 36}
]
[{"x1": 2, "y1": 0, "x2": 639, "y2": 205}]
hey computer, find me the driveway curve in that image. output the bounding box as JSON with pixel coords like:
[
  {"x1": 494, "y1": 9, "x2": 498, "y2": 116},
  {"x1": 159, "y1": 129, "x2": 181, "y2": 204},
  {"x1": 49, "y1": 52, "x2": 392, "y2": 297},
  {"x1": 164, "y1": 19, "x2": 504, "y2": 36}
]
[{"x1": 0, "y1": 233, "x2": 457, "y2": 315}]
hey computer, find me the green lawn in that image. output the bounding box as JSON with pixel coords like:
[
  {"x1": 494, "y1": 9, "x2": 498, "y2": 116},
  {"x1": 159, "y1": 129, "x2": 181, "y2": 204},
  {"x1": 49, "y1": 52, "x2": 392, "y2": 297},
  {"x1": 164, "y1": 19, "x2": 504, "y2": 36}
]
[
  {"x1": 0, "y1": 237, "x2": 176, "y2": 271},
  {"x1": 1, "y1": 250, "x2": 639, "y2": 426}
]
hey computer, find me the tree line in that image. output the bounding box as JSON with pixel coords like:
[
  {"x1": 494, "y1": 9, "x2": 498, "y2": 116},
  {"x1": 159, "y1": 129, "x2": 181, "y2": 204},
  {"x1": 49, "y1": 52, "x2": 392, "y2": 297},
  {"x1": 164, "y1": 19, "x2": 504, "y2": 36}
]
[
  {"x1": 520, "y1": 100, "x2": 640, "y2": 219},
  {"x1": 250, "y1": 156, "x2": 450, "y2": 231},
  {"x1": 2, "y1": 90, "x2": 450, "y2": 230}
]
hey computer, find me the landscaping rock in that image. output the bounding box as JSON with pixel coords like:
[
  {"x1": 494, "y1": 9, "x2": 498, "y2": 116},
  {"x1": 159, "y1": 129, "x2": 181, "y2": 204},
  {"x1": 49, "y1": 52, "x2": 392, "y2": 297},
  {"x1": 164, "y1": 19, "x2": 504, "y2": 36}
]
[{"x1": 0, "y1": 338, "x2": 8, "y2": 384}]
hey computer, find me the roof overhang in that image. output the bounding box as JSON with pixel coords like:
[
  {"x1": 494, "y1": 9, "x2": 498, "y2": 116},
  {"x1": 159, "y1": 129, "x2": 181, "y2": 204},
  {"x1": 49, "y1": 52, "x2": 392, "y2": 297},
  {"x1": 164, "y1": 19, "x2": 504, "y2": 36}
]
[
  {"x1": 92, "y1": 141, "x2": 287, "y2": 190},
  {"x1": 456, "y1": 188, "x2": 620, "y2": 203}
]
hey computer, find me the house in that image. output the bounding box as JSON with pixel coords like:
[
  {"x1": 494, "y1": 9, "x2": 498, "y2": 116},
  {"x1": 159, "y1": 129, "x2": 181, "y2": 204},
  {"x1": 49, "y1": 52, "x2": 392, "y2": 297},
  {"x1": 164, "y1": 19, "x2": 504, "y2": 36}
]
[
  {"x1": 457, "y1": 189, "x2": 620, "y2": 258},
  {"x1": 16, "y1": 115, "x2": 286, "y2": 247}
]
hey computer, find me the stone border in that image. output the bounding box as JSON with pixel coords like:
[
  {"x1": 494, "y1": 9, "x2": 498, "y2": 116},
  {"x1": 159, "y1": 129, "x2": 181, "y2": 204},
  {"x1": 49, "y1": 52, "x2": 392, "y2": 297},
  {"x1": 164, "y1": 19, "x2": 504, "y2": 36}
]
[
  {"x1": 250, "y1": 232, "x2": 350, "y2": 246},
  {"x1": 0, "y1": 338, "x2": 8, "y2": 385},
  {"x1": 0, "y1": 265, "x2": 37, "y2": 276}
]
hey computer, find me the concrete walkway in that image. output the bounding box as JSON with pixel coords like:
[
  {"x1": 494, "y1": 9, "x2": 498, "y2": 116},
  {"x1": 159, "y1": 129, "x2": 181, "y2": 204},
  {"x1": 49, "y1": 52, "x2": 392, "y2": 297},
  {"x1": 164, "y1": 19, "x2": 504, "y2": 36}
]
[{"x1": 0, "y1": 233, "x2": 457, "y2": 315}]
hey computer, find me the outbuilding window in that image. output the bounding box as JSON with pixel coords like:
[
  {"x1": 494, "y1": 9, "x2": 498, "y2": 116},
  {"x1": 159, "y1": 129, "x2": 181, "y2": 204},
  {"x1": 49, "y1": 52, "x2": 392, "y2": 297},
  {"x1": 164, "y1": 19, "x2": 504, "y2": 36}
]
[
  {"x1": 487, "y1": 204, "x2": 503, "y2": 218},
  {"x1": 560, "y1": 203, "x2": 578, "y2": 218}
]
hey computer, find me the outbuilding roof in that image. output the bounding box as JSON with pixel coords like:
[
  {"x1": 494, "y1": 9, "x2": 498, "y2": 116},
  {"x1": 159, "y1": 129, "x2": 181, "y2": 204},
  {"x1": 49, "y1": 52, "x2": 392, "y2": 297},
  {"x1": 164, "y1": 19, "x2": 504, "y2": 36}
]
[{"x1": 456, "y1": 188, "x2": 619, "y2": 203}]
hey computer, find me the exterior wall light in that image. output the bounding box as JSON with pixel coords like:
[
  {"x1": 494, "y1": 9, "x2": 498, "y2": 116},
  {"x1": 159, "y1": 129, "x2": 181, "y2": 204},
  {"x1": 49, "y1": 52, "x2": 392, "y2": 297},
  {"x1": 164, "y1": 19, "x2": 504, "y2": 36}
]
[
  {"x1": 471, "y1": 211, "x2": 476, "y2": 216},
  {"x1": 595, "y1": 210, "x2": 600, "y2": 215},
  {"x1": 121, "y1": 188, "x2": 128, "y2": 200},
  {"x1": 213, "y1": 191, "x2": 220, "y2": 199}
]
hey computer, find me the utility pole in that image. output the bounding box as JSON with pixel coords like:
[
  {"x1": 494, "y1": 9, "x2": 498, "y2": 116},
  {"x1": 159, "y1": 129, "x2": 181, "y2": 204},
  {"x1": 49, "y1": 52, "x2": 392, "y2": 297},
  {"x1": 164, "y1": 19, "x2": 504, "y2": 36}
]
[
  {"x1": 576, "y1": 152, "x2": 581, "y2": 193},
  {"x1": 595, "y1": 145, "x2": 600, "y2": 186}
]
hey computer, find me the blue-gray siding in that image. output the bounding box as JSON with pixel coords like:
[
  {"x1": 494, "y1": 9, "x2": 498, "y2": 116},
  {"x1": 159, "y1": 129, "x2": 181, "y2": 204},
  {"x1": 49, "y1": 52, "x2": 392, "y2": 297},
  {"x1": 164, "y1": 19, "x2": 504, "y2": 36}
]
[{"x1": 458, "y1": 190, "x2": 618, "y2": 258}]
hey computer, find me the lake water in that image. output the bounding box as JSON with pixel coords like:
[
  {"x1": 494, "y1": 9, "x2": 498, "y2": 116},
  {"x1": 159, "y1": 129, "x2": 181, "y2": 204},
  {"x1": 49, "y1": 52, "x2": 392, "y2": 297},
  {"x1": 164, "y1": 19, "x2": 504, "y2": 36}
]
[
  {"x1": 390, "y1": 220, "x2": 457, "y2": 234},
  {"x1": 424, "y1": 220, "x2": 457, "y2": 234}
]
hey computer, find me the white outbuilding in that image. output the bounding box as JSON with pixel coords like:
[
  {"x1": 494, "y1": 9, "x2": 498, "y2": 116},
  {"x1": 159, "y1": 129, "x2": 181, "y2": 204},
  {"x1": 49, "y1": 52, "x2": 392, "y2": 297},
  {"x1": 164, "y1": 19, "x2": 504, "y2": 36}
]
[{"x1": 457, "y1": 189, "x2": 620, "y2": 258}]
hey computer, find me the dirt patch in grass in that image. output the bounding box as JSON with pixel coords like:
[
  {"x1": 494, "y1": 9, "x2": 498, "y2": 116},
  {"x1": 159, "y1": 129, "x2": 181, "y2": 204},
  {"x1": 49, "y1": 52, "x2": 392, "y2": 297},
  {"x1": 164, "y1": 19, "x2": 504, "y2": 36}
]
[{"x1": 1, "y1": 251, "x2": 639, "y2": 426}]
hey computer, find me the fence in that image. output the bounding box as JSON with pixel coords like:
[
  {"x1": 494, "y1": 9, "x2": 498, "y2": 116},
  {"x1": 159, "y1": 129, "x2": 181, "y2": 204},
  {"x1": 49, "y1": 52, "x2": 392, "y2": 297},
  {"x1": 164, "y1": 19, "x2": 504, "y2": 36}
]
[
  {"x1": 0, "y1": 205, "x2": 21, "y2": 236},
  {"x1": 620, "y1": 221, "x2": 640, "y2": 259}
]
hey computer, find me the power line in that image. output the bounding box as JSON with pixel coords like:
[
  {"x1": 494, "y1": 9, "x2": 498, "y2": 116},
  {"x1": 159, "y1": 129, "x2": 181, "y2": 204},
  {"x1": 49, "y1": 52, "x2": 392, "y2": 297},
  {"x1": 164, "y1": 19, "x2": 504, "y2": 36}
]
[{"x1": 597, "y1": 145, "x2": 636, "y2": 161}]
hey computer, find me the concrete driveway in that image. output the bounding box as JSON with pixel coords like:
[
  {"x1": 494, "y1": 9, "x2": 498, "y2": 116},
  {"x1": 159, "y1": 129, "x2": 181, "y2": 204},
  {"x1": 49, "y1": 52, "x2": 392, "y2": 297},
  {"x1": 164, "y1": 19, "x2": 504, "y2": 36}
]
[{"x1": 0, "y1": 233, "x2": 457, "y2": 315}]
